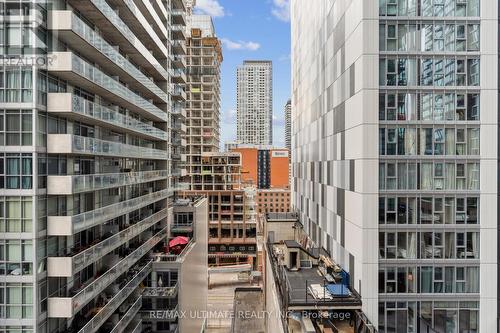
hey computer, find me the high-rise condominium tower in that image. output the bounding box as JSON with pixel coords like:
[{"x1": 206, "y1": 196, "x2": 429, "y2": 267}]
[
  {"x1": 0, "y1": 1, "x2": 210, "y2": 333},
  {"x1": 237, "y1": 60, "x2": 273, "y2": 145},
  {"x1": 291, "y1": 0, "x2": 497, "y2": 331},
  {"x1": 284, "y1": 99, "x2": 291, "y2": 152},
  {"x1": 185, "y1": 15, "x2": 222, "y2": 179}
]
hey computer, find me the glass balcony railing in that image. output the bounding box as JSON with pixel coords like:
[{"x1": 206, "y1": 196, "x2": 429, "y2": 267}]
[
  {"x1": 64, "y1": 170, "x2": 168, "y2": 193},
  {"x1": 70, "y1": 208, "x2": 168, "y2": 274},
  {"x1": 70, "y1": 53, "x2": 168, "y2": 121},
  {"x1": 51, "y1": 188, "x2": 171, "y2": 234},
  {"x1": 60, "y1": 134, "x2": 169, "y2": 160},
  {"x1": 87, "y1": 0, "x2": 169, "y2": 80},
  {"x1": 171, "y1": 104, "x2": 186, "y2": 117},
  {"x1": 172, "y1": 69, "x2": 187, "y2": 82},
  {"x1": 78, "y1": 262, "x2": 151, "y2": 333},
  {"x1": 70, "y1": 13, "x2": 168, "y2": 103},
  {"x1": 109, "y1": 297, "x2": 142, "y2": 333},
  {"x1": 171, "y1": 9, "x2": 186, "y2": 20},
  {"x1": 71, "y1": 95, "x2": 168, "y2": 140},
  {"x1": 172, "y1": 55, "x2": 186, "y2": 67},
  {"x1": 131, "y1": 320, "x2": 142, "y2": 333},
  {"x1": 68, "y1": 227, "x2": 167, "y2": 315},
  {"x1": 171, "y1": 25, "x2": 185, "y2": 33},
  {"x1": 142, "y1": 284, "x2": 178, "y2": 298},
  {"x1": 172, "y1": 85, "x2": 186, "y2": 99},
  {"x1": 172, "y1": 40, "x2": 186, "y2": 53}
]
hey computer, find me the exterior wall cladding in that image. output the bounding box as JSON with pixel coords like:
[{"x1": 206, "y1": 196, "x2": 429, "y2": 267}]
[{"x1": 291, "y1": 0, "x2": 498, "y2": 331}]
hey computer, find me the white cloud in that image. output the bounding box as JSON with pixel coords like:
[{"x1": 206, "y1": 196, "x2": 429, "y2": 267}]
[
  {"x1": 223, "y1": 108, "x2": 237, "y2": 124},
  {"x1": 194, "y1": 0, "x2": 225, "y2": 17},
  {"x1": 221, "y1": 38, "x2": 261, "y2": 51},
  {"x1": 271, "y1": 0, "x2": 290, "y2": 22},
  {"x1": 273, "y1": 114, "x2": 285, "y2": 126}
]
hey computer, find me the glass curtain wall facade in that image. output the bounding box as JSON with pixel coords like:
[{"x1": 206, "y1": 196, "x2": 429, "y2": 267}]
[
  {"x1": 378, "y1": 1, "x2": 485, "y2": 332},
  {"x1": 291, "y1": 0, "x2": 498, "y2": 331}
]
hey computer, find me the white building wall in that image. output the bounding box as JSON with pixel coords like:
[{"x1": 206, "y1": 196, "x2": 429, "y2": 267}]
[{"x1": 291, "y1": 0, "x2": 379, "y2": 325}]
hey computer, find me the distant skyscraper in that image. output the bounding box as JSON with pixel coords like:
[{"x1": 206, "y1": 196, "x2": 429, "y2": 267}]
[
  {"x1": 237, "y1": 60, "x2": 273, "y2": 145},
  {"x1": 284, "y1": 99, "x2": 291, "y2": 151}
]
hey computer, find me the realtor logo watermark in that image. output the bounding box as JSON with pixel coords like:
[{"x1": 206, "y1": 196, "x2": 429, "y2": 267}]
[
  {"x1": 0, "y1": 55, "x2": 56, "y2": 67},
  {"x1": 148, "y1": 310, "x2": 352, "y2": 320}
]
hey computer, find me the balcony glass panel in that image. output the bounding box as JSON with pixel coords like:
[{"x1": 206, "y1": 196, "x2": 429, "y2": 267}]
[
  {"x1": 70, "y1": 13, "x2": 168, "y2": 103},
  {"x1": 71, "y1": 95, "x2": 167, "y2": 140},
  {"x1": 69, "y1": 135, "x2": 168, "y2": 160},
  {"x1": 109, "y1": 297, "x2": 142, "y2": 333},
  {"x1": 88, "y1": 0, "x2": 169, "y2": 79},
  {"x1": 68, "y1": 170, "x2": 168, "y2": 193},
  {"x1": 71, "y1": 208, "x2": 168, "y2": 273},
  {"x1": 55, "y1": 188, "x2": 171, "y2": 234},
  {"x1": 70, "y1": 54, "x2": 168, "y2": 121},
  {"x1": 78, "y1": 262, "x2": 151, "y2": 333},
  {"x1": 70, "y1": 227, "x2": 167, "y2": 314}
]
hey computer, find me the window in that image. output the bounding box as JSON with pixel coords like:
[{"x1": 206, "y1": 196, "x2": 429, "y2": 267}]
[
  {"x1": 0, "y1": 240, "x2": 33, "y2": 276},
  {"x1": 380, "y1": 0, "x2": 480, "y2": 17},
  {"x1": 0, "y1": 110, "x2": 32, "y2": 146},
  {"x1": 381, "y1": 57, "x2": 479, "y2": 87},
  {"x1": 0, "y1": 154, "x2": 32, "y2": 189},
  {"x1": 380, "y1": 125, "x2": 479, "y2": 156},
  {"x1": 379, "y1": 196, "x2": 479, "y2": 225}
]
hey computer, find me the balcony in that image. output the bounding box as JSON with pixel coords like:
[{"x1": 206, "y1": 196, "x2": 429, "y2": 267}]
[
  {"x1": 48, "y1": 188, "x2": 171, "y2": 236},
  {"x1": 47, "y1": 94, "x2": 167, "y2": 141},
  {"x1": 48, "y1": 228, "x2": 167, "y2": 318},
  {"x1": 152, "y1": 238, "x2": 193, "y2": 263},
  {"x1": 130, "y1": 320, "x2": 142, "y2": 333},
  {"x1": 172, "y1": 40, "x2": 186, "y2": 55},
  {"x1": 107, "y1": 0, "x2": 170, "y2": 61},
  {"x1": 171, "y1": 25, "x2": 186, "y2": 40},
  {"x1": 172, "y1": 122, "x2": 187, "y2": 133},
  {"x1": 172, "y1": 69, "x2": 187, "y2": 83},
  {"x1": 47, "y1": 134, "x2": 169, "y2": 160},
  {"x1": 109, "y1": 297, "x2": 142, "y2": 333},
  {"x1": 48, "y1": 170, "x2": 168, "y2": 195},
  {"x1": 171, "y1": 222, "x2": 193, "y2": 233},
  {"x1": 171, "y1": 85, "x2": 187, "y2": 100},
  {"x1": 77, "y1": 262, "x2": 151, "y2": 333},
  {"x1": 171, "y1": 55, "x2": 187, "y2": 69},
  {"x1": 171, "y1": 10, "x2": 186, "y2": 25},
  {"x1": 142, "y1": 284, "x2": 178, "y2": 298},
  {"x1": 67, "y1": 0, "x2": 169, "y2": 81},
  {"x1": 48, "y1": 52, "x2": 168, "y2": 122},
  {"x1": 48, "y1": 11, "x2": 168, "y2": 104},
  {"x1": 48, "y1": 208, "x2": 168, "y2": 277},
  {"x1": 171, "y1": 104, "x2": 186, "y2": 118}
]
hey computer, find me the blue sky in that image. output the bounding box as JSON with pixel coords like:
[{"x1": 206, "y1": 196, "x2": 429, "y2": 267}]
[{"x1": 194, "y1": 0, "x2": 291, "y2": 148}]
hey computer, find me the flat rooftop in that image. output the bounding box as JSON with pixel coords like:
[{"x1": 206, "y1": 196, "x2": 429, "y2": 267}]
[
  {"x1": 231, "y1": 288, "x2": 265, "y2": 333},
  {"x1": 268, "y1": 242, "x2": 361, "y2": 310},
  {"x1": 284, "y1": 267, "x2": 361, "y2": 309},
  {"x1": 265, "y1": 212, "x2": 299, "y2": 222}
]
